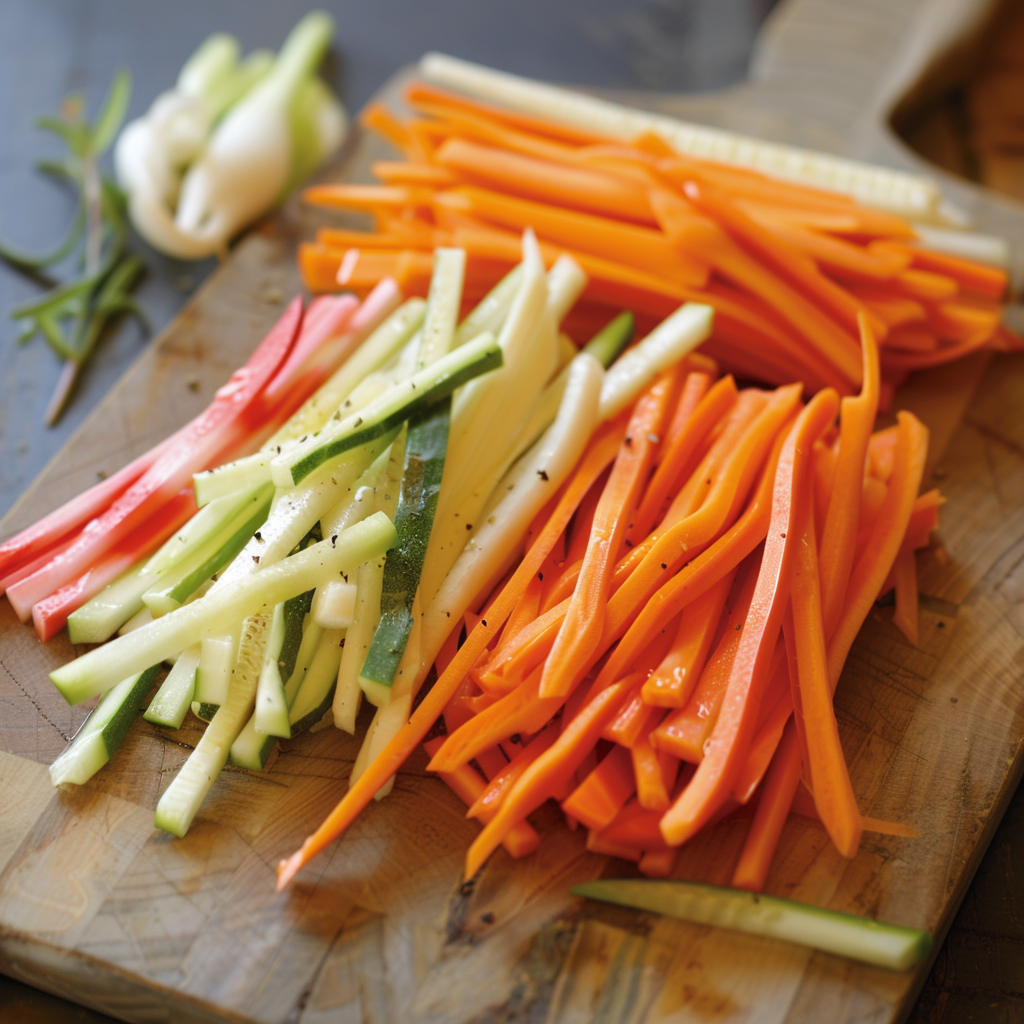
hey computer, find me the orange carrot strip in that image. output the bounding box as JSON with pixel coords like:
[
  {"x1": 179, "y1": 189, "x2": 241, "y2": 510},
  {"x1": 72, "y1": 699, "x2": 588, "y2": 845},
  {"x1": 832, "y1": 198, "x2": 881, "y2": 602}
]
[
  {"x1": 465, "y1": 723, "x2": 561, "y2": 820},
  {"x1": 435, "y1": 137, "x2": 656, "y2": 224},
  {"x1": 404, "y1": 81, "x2": 615, "y2": 146},
  {"x1": 828, "y1": 411, "x2": 929, "y2": 682},
  {"x1": 652, "y1": 562, "x2": 760, "y2": 761},
  {"x1": 422, "y1": 737, "x2": 540, "y2": 858},
  {"x1": 662, "y1": 371, "x2": 715, "y2": 451},
  {"x1": 540, "y1": 369, "x2": 680, "y2": 698},
  {"x1": 360, "y1": 101, "x2": 423, "y2": 157},
  {"x1": 642, "y1": 569, "x2": 735, "y2": 708},
  {"x1": 589, "y1": 423, "x2": 790, "y2": 698},
  {"x1": 893, "y1": 268, "x2": 959, "y2": 302},
  {"x1": 628, "y1": 375, "x2": 739, "y2": 544},
  {"x1": 316, "y1": 226, "x2": 437, "y2": 251},
  {"x1": 732, "y1": 688, "x2": 794, "y2": 804},
  {"x1": 743, "y1": 212, "x2": 910, "y2": 281},
  {"x1": 370, "y1": 160, "x2": 459, "y2": 187},
  {"x1": 789, "y1": 785, "x2": 921, "y2": 838},
  {"x1": 561, "y1": 746, "x2": 636, "y2": 830},
  {"x1": 597, "y1": 798, "x2": 672, "y2": 850},
  {"x1": 464, "y1": 679, "x2": 630, "y2": 877},
  {"x1": 659, "y1": 387, "x2": 840, "y2": 846},
  {"x1": 819, "y1": 315, "x2": 880, "y2": 639},
  {"x1": 788, "y1": 482, "x2": 863, "y2": 858},
  {"x1": 900, "y1": 243, "x2": 1007, "y2": 300},
  {"x1": 633, "y1": 734, "x2": 676, "y2": 812},
  {"x1": 883, "y1": 327, "x2": 939, "y2": 353},
  {"x1": 638, "y1": 848, "x2": 680, "y2": 878},
  {"x1": 586, "y1": 833, "x2": 644, "y2": 862},
  {"x1": 304, "y1": 183, "x2": 425, "y2": 213},
  {"x1": 298, "y1": 243, "x2": 344, "y2": 293},
  {"x1": 436, "y1": 186, "x2": 710, "y2": 286},
  {"x1": 731, "y1": 723, "x2": 804, "y2": 891},
  {"x1": 891, "y1": 548, "x2": 920, "y2": 646},
  {"x1": 676, "y1": 180, "x2": 883, "y2": 343}
]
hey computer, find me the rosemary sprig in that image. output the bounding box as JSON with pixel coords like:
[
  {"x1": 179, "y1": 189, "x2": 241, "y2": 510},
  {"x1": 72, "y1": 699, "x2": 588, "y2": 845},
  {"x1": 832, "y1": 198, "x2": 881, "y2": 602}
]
[{"x1": 1, "y1": 70, "x2": 147, "y2": 425}]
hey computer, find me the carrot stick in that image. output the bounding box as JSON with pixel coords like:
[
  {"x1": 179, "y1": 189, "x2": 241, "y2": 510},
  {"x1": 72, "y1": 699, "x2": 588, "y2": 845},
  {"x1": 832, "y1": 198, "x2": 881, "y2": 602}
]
[
  {"x1": 628, "y1": 375, "x2": 739, "y2": 544},
  {"x1": 436, "y1": 186, "x2": 710, "y2": 286},
  {"x1": 304, "y1": 183, "x2": 426, "y2": 214},
  {"x1": 464, "y1": 679, "x2": 630, "y2": 877},
  {"x1": 561, "y1": 746, "x2": 636, "y2": 830},
  {"x1": 642, "y1": 568, "x2": 735, "y2": 708},
  {"x1": 891, "y1": 548, "x2": 920, "y2": 646},
  {"x1": 662, "y1": 371, "x2": 715, "y2": 451},
  {"x1": 633, "y1": 733, "x2": 676, "y2": 811},
  {"x1": 652, "y1": 561, "x2": 761, "y2": 761},
  {"x1": 370, "y1": 161, "x2": 458, "y2": 188},
  {"x1": 788, "y1": 481, "x2": 863, "y2": 858},
  {"x1": 659, "y1": 387, "x2": 840, "y2": 845},
  {"x1": 819, "y1": 314, "x2": 880, "y2": 639},
  {"x1": 465, "y1": 723, "x2": 561, "y2": 820},
  {"x1": 731, "y1": 723, "x2": 804, "y2": 891},
  {"x1": 638, "y1": 848, "x2": 680, "y2": 878},
  {"x1": 422, "y1": 737, "x2": 541, "y2": 858},
  {"x1": 540, "y1": 369, "x2": 679, "y2": 698},
  {"x1": 435, "y1": 137, "x2": 656, "y2": 224},
  {"x1": 360, "y1": 101, "x2": 425, "y2": 158},
  {"x1": 828, "y1": 411, "x2": 929, "y2": 685}
]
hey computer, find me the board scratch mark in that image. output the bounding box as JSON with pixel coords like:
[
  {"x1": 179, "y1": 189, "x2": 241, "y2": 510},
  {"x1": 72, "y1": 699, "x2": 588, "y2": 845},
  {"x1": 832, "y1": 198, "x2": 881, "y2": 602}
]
[{"x1": 0, "y1": 655, "x2": 70, "y2": 743}]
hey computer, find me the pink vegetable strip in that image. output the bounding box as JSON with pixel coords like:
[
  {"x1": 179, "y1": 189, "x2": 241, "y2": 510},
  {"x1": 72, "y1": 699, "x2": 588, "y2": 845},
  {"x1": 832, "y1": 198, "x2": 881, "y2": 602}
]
[{"x1": 7, "y1": 298, "x2": 304, "y2": 625}]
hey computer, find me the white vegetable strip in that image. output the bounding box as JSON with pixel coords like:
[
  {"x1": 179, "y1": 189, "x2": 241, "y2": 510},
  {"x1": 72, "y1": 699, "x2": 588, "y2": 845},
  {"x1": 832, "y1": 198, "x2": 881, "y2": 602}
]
[
  {"x1": 311, "y1": 580, "x2": 358, "y2": 629},
  {"x1": 420, "y1": 52, "x2": 952, "y2": 223},
  {"x1": 155, "y1": 612, "x2": 270, "y2": 837},
  {"x1": 420, "y1": 352, "x2": 603, "y2": 671},
  {"x1": 598, "y1": 303, "x2": 713, "y2": 421},
  {"x1": 49, "y1": 512, "x2": 397, "y2": 704}
]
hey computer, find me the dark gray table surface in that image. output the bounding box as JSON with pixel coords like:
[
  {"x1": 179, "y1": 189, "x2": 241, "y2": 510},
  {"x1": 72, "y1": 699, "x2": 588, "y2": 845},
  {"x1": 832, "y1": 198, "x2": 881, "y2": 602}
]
[{"x1": 0, "y1": 2, "x2": 1017, "y2": 1022}]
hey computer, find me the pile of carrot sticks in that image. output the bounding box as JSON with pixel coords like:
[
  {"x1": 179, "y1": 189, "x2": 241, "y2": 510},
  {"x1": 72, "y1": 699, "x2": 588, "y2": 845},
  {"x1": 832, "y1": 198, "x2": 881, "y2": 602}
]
[
  {"x1": 297, "y1": 80, "x2": 1019, "y2": 398},
  {"x1": 279, "y1": 316, "x2": 937, "y2": 890}
]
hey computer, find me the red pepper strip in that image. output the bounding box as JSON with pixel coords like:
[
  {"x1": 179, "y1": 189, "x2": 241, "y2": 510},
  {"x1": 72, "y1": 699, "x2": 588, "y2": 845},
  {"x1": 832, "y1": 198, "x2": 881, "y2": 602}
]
[
  {"x1": 31, "y1": 488, "x2": 198, "y2": 641},
  {"x1": 659, "y1": 387, "x2": 840, "y2": 846},
  {"x1": 422, "y1": 737, "x2": 540, "y2": 859},
  {"x1": 540, "y1": 369, "x2": 679, "y2": 698},
  {"x1": 464, "y1": 679, "x2": 630, "y2": 878},
  {"x1": 561, "y1": 745, "x2": 636, "y2": 830},
  {"x1": 819, "y1": 315, "x2": 880, "y2": 640},
  {"x1": 8, "y1": 299, "x2": 304, "y2": 622},
  {"x1": 0, "y1": 532, "x2": 79, "y2": 598}
]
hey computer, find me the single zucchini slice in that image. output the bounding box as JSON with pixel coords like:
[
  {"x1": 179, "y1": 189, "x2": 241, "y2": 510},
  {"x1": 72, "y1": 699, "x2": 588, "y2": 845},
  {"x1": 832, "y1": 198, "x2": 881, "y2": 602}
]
[
  {"x1": 571, "y1": 880, "x2": 932, "y2": 971},
  {"x1": 360, "y1": 398, "x2": 449, "y2": 686},
  {"x1": 254, "y1": 604, "x2": 290, "y2": 738},
  {"x1": 144, "y1": 646, "x2": 200, "y2": 729},
  {"x1": 193, "y1": 630, "x2": 239, "y2": 709},
  {"x1": 272, "y1": 329, "x2": 501, "y2": 486},
  {"x1": 288, "y1": 627, "x2": 345, "y2": 735},
  {"x1": 50, "y1": 665, "x2": 160, "y2": 786},
  {"x1": 67, "y1": 561, "x2": 158, "y2": 645},
  {"x1": 142, "y1": 484, "x2": 273, "y2": 616}
]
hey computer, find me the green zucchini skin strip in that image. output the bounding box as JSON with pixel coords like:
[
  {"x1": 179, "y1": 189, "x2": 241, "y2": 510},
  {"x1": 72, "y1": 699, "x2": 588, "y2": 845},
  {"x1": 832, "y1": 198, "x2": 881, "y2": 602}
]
[
  {"x1": 282, "y1": 335, "x2": 501, "y2": 485},
  {"x1": 360, "y1": 398, "x2": 450, "y2": 686},
  {"x1": 50, "y1": 665, "x2": 161, "y2": 786},
  {"x1": 571, "y1": 880, "x2": 932, "y2": 971}
]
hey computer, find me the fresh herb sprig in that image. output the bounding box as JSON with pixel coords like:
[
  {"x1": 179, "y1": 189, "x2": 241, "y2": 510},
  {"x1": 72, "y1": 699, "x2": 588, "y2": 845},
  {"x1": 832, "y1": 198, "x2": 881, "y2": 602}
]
[{"x1": 1, "y1": 71, "x2": 148, "y2": 425}]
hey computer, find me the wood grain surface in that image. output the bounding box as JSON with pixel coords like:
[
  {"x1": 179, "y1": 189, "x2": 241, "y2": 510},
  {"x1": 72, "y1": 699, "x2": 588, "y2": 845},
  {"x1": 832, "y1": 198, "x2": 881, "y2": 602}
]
[{"x1": 2, "y1": 0, "x2": 1024, "y2": 1022}]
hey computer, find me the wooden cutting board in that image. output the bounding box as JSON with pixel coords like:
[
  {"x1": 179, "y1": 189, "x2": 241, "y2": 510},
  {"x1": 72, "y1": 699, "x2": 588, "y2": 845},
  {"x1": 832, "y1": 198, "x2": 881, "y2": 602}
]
[{"x1": 3, "y1": 0, "x2": 1024, "y2": 1021}]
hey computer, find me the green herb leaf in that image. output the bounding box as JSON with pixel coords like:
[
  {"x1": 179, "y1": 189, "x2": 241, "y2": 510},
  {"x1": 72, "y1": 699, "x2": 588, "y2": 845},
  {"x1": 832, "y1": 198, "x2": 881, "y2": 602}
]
[{"x1": 91, "y1": 70, "x2": 132, "y2": 155}]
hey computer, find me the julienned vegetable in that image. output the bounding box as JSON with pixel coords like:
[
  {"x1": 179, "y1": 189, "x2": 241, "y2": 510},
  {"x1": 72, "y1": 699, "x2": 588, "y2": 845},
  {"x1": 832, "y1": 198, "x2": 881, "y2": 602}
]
[
  {"x1": 299, "y1": 75, "x2": 1020, "y2": 395},
  {"x1": 275, "y1": 310, "x2": 938, "y2": 900},
  {"x1": 571, "y1": 880, "x2": 932, "y2": 971},
  {"x1": 117, "y1": 11, "x2": 346, "y2": 260}
]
